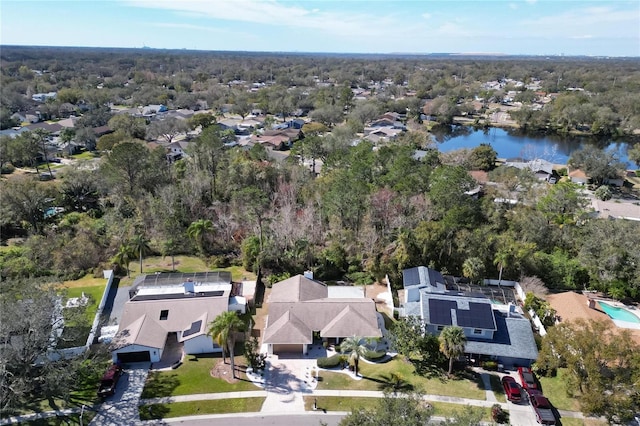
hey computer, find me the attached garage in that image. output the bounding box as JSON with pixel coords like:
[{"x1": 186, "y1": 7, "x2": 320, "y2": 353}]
[
  {"x1": 272, "y1": 344, "x2": 304, "y2": 354},
  {"x1": 112, "y1": 343, "x2": 161, "y2": 363},
  {"x1": 117, "y1": 351, "x2": 151, "y2": 363}
]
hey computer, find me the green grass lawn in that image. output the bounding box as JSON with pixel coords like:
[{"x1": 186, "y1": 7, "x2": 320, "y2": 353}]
[
  {"x1": 141, "y1": 354, "x2": 260, "y2": 398},
  {"x1": 119, "y1": 256, "x2": 256, "y2": 287},
  {"x1": 23, "y1": 412, "x2": 95, "y2": 425},
  {"x1": 71, "y1": 151, "x2": 99, "y2": 160},
  {"x1": 56, "y1": 275, "x2": 108, "y2": 348},
  {"x1": 139, "y1": 398, "x2": 265, "y2": 420},
  {"x1": 304, "y1": 397, "x2": 490, "y2": 421},
  {"x1": 537, "y1": 369, "x2": 580, "y2": 411},
  {"x1": 316, "y1": 359, "x2": 485, "y2": 400},
  {"x1": 488, "y1": 373, "x2": 506, "y2": 403},
  {"x1": 560, "y1": 418, "x2": 609, "y2": 426}
]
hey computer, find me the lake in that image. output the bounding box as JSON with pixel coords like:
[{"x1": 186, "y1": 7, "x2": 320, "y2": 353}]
[{"x1": 432, "y1": 126, "x2": 634, "y2": 168}]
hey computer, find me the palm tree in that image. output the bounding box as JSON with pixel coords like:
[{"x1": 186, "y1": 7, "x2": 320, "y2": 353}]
[
  {"x1": 162, "y1": 238, "x2": 178, "y2": 272},
  {"x1": 187, "y1": 219, "x2": 213, "y2": 254},
  {"x1": 438, "y1": 326, "x2": 467, "y2": 376},
  {"x1": 462, "y1": 257, "x2": 485, "y2": 285},
  {"x1": 112, "y1": 243, "x2": 133, "y2": 277},
  {"x1": 340, "y1": 336, "x2": 370, "y2": 376},
  {"x1": 207, "y1": 311, "x2": 244, "y2": 378},
  {"x1": 493, "y1": 249, "x2": 511, "y2": 285},
  {"x1": 130, "y1": 234, "x2": 151, "y2": 274}
]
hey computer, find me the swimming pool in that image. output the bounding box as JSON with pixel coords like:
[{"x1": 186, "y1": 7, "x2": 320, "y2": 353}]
[{"x1": 598, "y1": 301, "x2": 640, "y2": 324}]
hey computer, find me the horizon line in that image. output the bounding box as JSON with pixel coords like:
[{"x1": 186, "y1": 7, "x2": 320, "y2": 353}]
[{"x1": 2, "y1": 44, "x2": 638, "y2": 59}]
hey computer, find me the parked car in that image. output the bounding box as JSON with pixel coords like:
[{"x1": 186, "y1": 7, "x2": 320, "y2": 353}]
[
  {"x1": 97, "y1": 364, "x2": 123, "y2": 398},
  {"x1": 501, "y1": 376, "x2": 522, "y2": 402},
  {"x1": 531, "y1": 394, "x2": 556, "y2": 425},
  {"x1": 517, "y1": 366, "x2": 539, "y2": 391}
]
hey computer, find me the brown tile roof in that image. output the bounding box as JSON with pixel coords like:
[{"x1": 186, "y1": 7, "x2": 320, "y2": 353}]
[
  {"x1": 568, "y1": 169, "x2": 587, "y2": 179},
  {"x1": 321, "y1": 305, "x2": 381, "y2": 338},
  {"x1": 264, "y1": 275, "x2": 382, "y2": 345},
  {"x1": 269, "y1": 275, "x2": 328, "y2": 302},
  {"x1": 262, "y1": 310, "x2": 312, "y2": 344}
]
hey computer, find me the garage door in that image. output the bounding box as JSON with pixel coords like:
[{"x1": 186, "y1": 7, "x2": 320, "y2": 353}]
[
  {"x1": 117, "y1": 351, "x2": 151, "y2": 363},
  {"x1": 273, "y1": 344, "x2": 303, "y2": 353}
]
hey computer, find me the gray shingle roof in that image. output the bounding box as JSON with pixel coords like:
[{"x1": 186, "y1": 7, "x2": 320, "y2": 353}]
[{"x1": 464, "y1": 314, "x2": 538, "y2": 361}]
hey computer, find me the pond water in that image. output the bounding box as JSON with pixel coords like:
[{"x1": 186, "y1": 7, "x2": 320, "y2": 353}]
[{"x1": 432, "y1": 126, "x2": 634, "y2": 167}]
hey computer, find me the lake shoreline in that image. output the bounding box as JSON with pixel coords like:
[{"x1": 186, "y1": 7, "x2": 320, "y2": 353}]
[
  {"x1": 431, "y1": 125, "x2": 637, "y2": 168},
  {"x1": 450, "y1": 117, "x2": 640, "y2": 144}
]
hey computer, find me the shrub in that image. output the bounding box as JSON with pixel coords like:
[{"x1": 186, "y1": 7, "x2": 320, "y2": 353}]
[
  {"x1": 491, "y1": 404, "x2": 509, "y2": 423},
  {"x1": 1, "y1": 163, "x2": 15, "y2": 174},
  {"x1": 363, "y1": 350, "x2": 386, "y2": 361},
  {"x1": 594, "y1": 185, "x2": 612, "y2": 201},
  {"x1": 482, "y1": 361, "x2": 498, "y2": 371},
  {"x1": 208, "y1": 254, "x2": 230, "y2": 268},
  {"x1": 316, "y1": 354, "x2": 342, "y2": 368}
]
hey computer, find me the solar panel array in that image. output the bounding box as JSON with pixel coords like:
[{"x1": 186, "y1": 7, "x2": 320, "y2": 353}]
[
  {"x1": 140, "y1": 271, "x2": 232, "y2": 287},
  {"x1": 428, "y1": 298, "x2": 496, "y2": 330}
]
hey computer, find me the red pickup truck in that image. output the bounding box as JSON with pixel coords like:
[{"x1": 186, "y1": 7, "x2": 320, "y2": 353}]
[
  {"x1": 517, "y1": 366, "x2": 539, "y2": 391},
  {"x1": 97, "y1": 364, "x2": 123, "y2": 398},
  {"x1": 531, "y1": 394, "x2": 556, "y2": 425}
]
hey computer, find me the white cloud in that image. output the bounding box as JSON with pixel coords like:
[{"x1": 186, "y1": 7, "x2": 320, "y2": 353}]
[
  {"x1": 124, "y1": 0, "x2": 396, "y2": 38},
  {"x1": 517, "y1": 4, "x2": 639, "y2": 38}
]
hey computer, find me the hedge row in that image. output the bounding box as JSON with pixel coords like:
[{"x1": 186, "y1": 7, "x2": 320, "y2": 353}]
[
  {"x1": 363, "y1": 350, "x2": 386, "y2": 361},
  {"x1": 316, "y1": 354, "x2": 343, "y2": 368}
]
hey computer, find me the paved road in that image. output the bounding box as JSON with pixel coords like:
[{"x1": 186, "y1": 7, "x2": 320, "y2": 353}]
[{"x1": 141, "y1": 412, "x2": 346, "y2": 426}]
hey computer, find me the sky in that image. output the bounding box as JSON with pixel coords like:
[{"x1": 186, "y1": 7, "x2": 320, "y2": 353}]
[{"x1": 1, "y1": 0, "x2": 639, "y2": 57}]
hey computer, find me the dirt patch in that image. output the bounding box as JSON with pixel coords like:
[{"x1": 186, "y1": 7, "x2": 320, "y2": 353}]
[{"x1": 210, "y1": 359, "x2": 244, "y2": 384}]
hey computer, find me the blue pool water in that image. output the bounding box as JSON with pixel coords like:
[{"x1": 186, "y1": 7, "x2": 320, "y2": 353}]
[{"x1": 598, "y1": 301, "x2": 640, "y2": 324}]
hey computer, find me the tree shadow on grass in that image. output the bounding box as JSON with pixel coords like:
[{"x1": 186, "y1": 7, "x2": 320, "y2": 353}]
[
  {"x1": 411, "y1": 358, "x2": 446, "y2": 380},
  {"x1": 140, "y1": 372, "x2": 180, "y2": 399},
  {"x1": 139, "y1": 403, "x2": 170, "y2": 421},
  {"x1": 377, "y1": 373, "x2": 414, "y2": 392}
]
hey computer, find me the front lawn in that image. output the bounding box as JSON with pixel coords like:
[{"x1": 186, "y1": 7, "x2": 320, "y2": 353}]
[
  {"x1": 316, "y1": 359, "x2": 485, "y2": 400},
  {"x1": 139, "y1": 398, "x2": 265, "y2": 420},
  {"x1": 537, "y1": 368, "x2": 580, "y2": 411},
  {"x1": 303, "y1": 397, "x2": 490, "y2": 421},
  {"x1": 489, "y1": 373, "x2": 506, "y2": 402},
  {"x1": 141, "y1": 353, "x2": 259, "y2": 398}
]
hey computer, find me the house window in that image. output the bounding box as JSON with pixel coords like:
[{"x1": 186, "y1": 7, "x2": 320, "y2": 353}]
[
  {"x1": 473, "y1": 329, "x2": 482, "y2": 334},
  {"x1": 160, "y1": 310, "x2": 169, "y2": 320},
  {"x1": 436, "y1": 325, "x2": 444, "y2": 331}
]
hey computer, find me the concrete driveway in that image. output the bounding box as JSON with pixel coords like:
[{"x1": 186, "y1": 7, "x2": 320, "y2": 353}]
[{"x1": 90, "y1": 363, "x2": 149, "y2": 425}]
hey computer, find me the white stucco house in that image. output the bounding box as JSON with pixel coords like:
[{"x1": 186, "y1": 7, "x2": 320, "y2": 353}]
[{"x1": 111, "y1": 272, "x2": 251, "y2": 364}]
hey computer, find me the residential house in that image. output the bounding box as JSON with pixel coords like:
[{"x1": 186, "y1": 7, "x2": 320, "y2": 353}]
[
  {"x1": 141, "y1": 104, "x2": 168, "y2": 117},
  {"x1": 249, "y1": 133, "x2": 290, "y2": 150},
  {"x1": 25, "y1": 122, "x2": 63, "y2": 136},
  {"x1": 263, "y1": 275, "x2": 382, "y2": 355},
  {"x1": 363, "y1": 127, "x2": 403, "y2": 144},
  {"x1": 400, "y1": 266, "x2": 538, "y2": 367},
  {"x1": 503, "y1": 159, "x2": 557, "y2": 182},
  {"x1": 568, "y1": 169, "x2": 588, "y2": 185},
  {"x1": 32, "y1": 92, "x2": 57, "y2": 102},
  {"x1": 11, "y1": 111, "x2": 40, "y2": 124},
  {"x1": 111, "y1": 272, "x2": 253, "y2": 364},
  {"x1": 167, "y1": 140, "x2": 190, "y2": 161}
]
